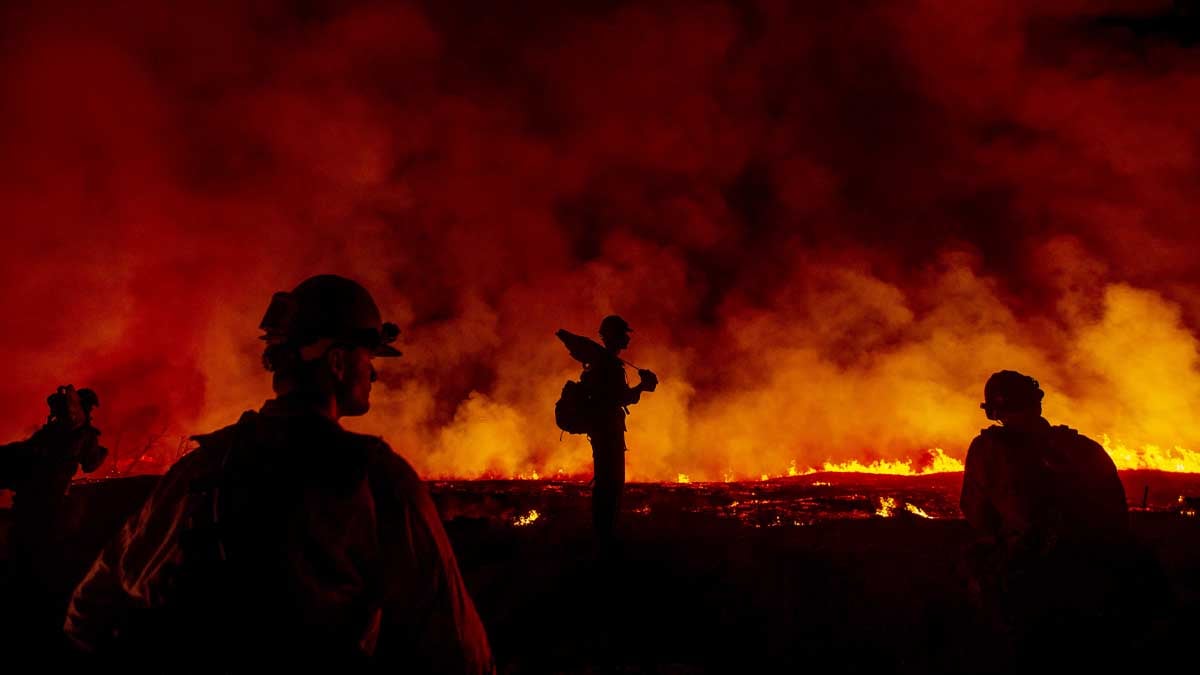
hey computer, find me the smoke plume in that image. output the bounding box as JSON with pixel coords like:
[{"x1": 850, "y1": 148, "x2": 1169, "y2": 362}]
[{"x1": 3, "y1": 0, "x2": 1200, "y2": 479}]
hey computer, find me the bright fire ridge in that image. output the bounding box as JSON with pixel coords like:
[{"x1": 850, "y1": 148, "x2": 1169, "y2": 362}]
[
  {"x1": 452, "y1": 436, "x2": 1200, "y2": 482},
  {"x1": 513, "y1": 438, "x2": 1200, "y2": 483},
  {"x1": 1100, "y1": 436, "x2": 1200, "y2": 473}
]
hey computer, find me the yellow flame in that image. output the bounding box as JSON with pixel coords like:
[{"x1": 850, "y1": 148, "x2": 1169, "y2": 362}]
[
  {"x1": 1100, "y1": 435, "x2": 1200, "y2": 473},
  {"x1": 513, "y1": 509, "x2": 541, "y2": 526},
  {"x1": 808, "y1": 448, "x2": 965, "y2": 476},
  {"x1": 904, "y1": 503, "x2": 932, "y2": 519},
  {"x1": 676, "y1": 473, "x2": 691, "y2": 484},
  {"x1": 876, "y1": 497, "x2": 897, "y2": 517}
]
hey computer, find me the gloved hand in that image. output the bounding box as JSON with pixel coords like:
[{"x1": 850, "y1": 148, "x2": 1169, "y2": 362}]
[
  {"x1": 48, "y1": 385, "x2": 87, "y2": 431},
  {"x1": 71, "y1": 426, "x2": 108, "y2": 473},
  {"x1": 638, "y1": 369, "x2": 658, "y2": 392}
]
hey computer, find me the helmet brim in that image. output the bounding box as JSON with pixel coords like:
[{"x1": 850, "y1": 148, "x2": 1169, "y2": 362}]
[{"x1": 372, "y1": 344, "x2": 403, "y2": 357}]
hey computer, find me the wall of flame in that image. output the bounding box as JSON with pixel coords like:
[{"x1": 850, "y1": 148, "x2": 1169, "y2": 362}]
[{"x1": 3, "y1": 1, "x2": 1200, "y2": 480}]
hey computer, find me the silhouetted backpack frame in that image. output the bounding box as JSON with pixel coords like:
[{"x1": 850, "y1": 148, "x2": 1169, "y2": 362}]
[{"x1": 555, "y1": 380, "x2": 592, "y2": 435}]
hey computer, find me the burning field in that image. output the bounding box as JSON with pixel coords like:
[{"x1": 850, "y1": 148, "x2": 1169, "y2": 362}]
[
  {"x1": 5, "y1": 1, "x2": 1200, "y2": 483},
  {"x1": 434, "y1": 469, "x2": 1200, "y2": 527}
]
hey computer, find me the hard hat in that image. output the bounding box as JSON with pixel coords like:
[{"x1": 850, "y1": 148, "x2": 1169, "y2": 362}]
[
  {"x1": 259, "y1": 274, "x2": 401, "y2": 358},
  {"x1": 981, "y1": 370, "x2": 1043, "y2": 419},
  {"x1": 599, "y1": 314, "x2": 633, "y2": 336}
]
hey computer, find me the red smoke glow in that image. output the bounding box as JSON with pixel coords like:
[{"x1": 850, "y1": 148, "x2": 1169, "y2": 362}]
[{"x1": 3, "y1": 1, "x2": 1200, "y2": 480}]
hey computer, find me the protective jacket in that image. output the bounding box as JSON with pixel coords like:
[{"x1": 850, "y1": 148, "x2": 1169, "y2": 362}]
[
  {"x1": 580, "y1": 353, "x2": 640, "y2": 442},
  {"x1": 961, "y1": 418, "x2": 1128, "y2": 560},
  {"x1": 64, "y1": 398, "x2": 493, "y2": 673}
]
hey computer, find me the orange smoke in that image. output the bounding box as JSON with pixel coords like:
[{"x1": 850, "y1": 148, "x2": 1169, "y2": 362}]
[{"x1": 3, "y1": 2, "x2": 1200, "y2": 481}]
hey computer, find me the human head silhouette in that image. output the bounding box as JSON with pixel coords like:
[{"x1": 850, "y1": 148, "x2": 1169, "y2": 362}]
[
  {"x1": 981, "y1": 370, "x2": 1044, "y2": 427},
  {"x1": 599, "y1": 314, "x2": 632, "y2": 353},
  {"x1": 258, "y1": 274, "x2": 401, "y2": 417}
]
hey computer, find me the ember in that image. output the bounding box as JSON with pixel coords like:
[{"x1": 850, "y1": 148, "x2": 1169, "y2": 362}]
[{"x1": 512, "y1": 509, "x2": 541, "y2": 527}]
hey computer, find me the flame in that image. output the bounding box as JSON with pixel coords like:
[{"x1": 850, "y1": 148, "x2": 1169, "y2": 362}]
[
  {"x1": 904, "y1": 503, "x2": 932, "y2": 519},
  {"x1": 1100, "y1": 436, "x2": 1200, "y2": 473},
  {"x1": 512, "y1": 509, "x2": 541, "y2": 527},
  {"x1": 807, "y1": 448, "x2": 965, "y2": 476},
  {"x1": 876, "y1": 497, "x2": 933, "y2": 519},
  {"x1": 676, "y1": 473, "x2": 691, "y2": 484}
]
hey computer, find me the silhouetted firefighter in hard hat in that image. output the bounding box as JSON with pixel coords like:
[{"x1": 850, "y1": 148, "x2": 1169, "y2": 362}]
[
  {"x1": 0, "y1": 385, "x2": 106, "y2": 653},
  {"x1": 556, "y1": 315, "x2": 657, "y2": 551},
  {"x1": 960, "y1": 370, "x2": 1164, "y2": 670},
  {"x1": 64, "y1": 275, "x2": 494, "y2": 673}
]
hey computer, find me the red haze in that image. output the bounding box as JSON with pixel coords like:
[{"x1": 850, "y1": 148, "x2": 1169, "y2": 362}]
[{"x1": 3, "y1": 1, "x2": 1200, "y2": 479}]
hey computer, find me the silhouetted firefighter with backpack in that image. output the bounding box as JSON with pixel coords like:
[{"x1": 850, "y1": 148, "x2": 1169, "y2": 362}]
[
  {"x1": 960, "y1": 370, "x2": 1170, "y2": 670},
  {"x1": 64, "y1": 275, "x2": 493, "y2": 673},
  {"x1": 556, "y1": 315, "x2": 657, "y2": 550}
]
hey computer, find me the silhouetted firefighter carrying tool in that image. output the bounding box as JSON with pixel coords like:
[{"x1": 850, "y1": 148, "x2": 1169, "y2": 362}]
[
  {"x1": 555, "y1": 315, "x2": 657, "y2": 553},
  {"x1": 0, "y1": 385, "x2": 107, "y2": 657}
]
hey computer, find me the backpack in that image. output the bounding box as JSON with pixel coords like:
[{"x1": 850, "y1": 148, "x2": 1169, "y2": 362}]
[{"x1": 555, "y1": 380, "x2": 592, "y2": 435}]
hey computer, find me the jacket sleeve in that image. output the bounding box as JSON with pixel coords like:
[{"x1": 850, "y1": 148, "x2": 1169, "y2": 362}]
[
  {"x1": 63, "y1": 455, "x2": 201, "y2": 652},
  {"x1": 960, "y1": 435, "x2": 1001, "y2": 541},
  {"x1": 370, "y1": 449, "x2": 495, "y2": 674}
]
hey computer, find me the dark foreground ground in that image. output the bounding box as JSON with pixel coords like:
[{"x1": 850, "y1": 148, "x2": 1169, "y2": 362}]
[{"x1": 2, "y1": 471, "x2": 1198, "y2": 673}]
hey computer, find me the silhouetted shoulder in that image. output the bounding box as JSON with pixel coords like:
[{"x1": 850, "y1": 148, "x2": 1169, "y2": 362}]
[
  {"x1": 1050, "y1": 424, "x2": 1095, "y2": 445},
  {"x1": 153, "y1": 418, "x2": 251, "y2": 486},
  {"x1": 188, "y1": 419, "x2": 243, "y2": 449},
  {"x1": 967, "y1": 427, "x2": 1005, "y2": 458},
  {"x1": 1049, "y1": 424, "x2": 1103, "y2": 455},
  {"x1": 978, "y1": 425, "x2": 1009, "y2": 443},
  {"x1": 361, "y1": 436, "x2": 426, "y2": 496},
  {"x1": 1050, "y1": 424, "x2": 1116, "y2": 469},
  {"x1": 187, "y1": 411, "x2": 261, "y2": 456}
]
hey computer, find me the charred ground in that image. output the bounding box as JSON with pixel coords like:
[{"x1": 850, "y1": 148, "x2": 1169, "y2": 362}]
[{"x1": 3, "y1": 471, "x2": 1197, "y2": 673}]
